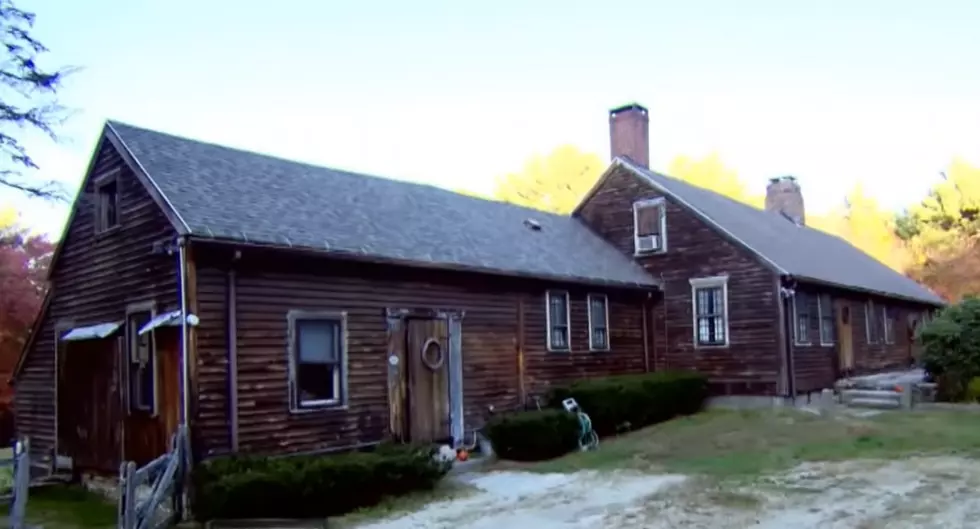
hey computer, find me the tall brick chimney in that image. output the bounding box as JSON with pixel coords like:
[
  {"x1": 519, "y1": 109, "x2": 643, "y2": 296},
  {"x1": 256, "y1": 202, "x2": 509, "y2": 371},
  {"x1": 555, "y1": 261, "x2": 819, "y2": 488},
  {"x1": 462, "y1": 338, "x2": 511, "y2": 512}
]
[
  {"x1": 765, "y1": 176, "x2": 806, "y2": 226},
  {"x1": 609, "y1": 103, "x2": 649, "y2": 168}
]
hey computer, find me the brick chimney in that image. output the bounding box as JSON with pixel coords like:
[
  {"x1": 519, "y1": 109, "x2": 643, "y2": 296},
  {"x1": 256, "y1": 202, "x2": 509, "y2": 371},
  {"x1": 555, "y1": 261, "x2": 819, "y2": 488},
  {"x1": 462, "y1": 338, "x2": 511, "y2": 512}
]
[
  {"x1": 609, "y1": 103, "x2": 649, "y2": 168},
  {"x1": 765, "y1": 176, "x2": 806, "y2": 226}
]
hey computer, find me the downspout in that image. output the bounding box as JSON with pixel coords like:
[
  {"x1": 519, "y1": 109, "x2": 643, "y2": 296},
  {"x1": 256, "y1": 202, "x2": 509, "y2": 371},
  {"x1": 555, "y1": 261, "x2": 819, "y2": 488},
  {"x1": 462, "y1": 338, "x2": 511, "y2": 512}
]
[
  {"x1": 780, "y1": 277, "x2": 797, "y2": 398},
  {"x1": 641, "y1": 292, "x2": 651, "y2": 373},
  {"x1": 178, "y1": 237, "x2": 191, "y2": 427},
  {"x1": 227, "y1": 262, "x2": 239, "y2": 452}
]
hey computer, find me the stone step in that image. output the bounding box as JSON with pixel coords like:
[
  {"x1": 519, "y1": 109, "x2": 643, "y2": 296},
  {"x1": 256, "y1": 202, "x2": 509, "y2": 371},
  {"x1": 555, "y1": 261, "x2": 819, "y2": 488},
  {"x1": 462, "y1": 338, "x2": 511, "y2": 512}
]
[
  {"x1": 841, "y1": 389, "x2": 902, "y2": 402},
  {"x1": 848, "y1": 397, "x2": 902, "y2": 409}
]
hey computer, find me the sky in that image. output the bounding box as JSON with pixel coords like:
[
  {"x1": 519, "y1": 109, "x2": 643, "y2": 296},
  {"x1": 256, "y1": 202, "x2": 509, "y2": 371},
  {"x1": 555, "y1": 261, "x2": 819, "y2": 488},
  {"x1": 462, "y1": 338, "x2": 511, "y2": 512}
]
[{"x1": 3, "y1": 0, "x2": 980, "y2": 237}]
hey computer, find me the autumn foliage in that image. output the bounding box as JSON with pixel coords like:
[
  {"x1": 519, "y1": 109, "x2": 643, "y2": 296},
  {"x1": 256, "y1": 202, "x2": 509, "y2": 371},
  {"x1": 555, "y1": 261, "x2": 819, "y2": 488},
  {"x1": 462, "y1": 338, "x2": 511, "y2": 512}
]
[{"x1": 0, "y1": 216, "x2": 52, "y2": 401}]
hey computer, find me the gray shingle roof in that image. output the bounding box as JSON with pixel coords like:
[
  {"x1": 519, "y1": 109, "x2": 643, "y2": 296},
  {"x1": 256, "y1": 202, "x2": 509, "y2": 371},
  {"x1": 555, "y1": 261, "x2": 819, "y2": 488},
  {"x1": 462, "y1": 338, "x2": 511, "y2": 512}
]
[
  {"x1": 108, "y1": 121, "x2": 657, "y2": 288},
  {"x1": 623, "y1": 161, "x2": 944, "y2": 305}
]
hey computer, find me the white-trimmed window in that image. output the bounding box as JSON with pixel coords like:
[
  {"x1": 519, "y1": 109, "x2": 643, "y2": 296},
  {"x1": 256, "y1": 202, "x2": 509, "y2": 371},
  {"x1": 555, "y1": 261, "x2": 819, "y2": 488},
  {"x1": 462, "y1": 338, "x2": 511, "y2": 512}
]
[
  {"x1": 546, "y1": 290, "x2": 571, "y2": 352},
  {"x1": 883, "y1": 307, "x2": 895, "y2": 344},
  {"x1": 633, "y1": 198, "x2": 667, "y2": 255},
  {"x1": 865, "y1": 300, "x2": 880, "y2": 344},
  {"x1": 690, "y1": 276, "x2": 729, "y2": 347},
  {"x1": 818, "y1": 294, "x2": 835, "y2": 346},
  {"x1": 287, "y1": 310, "x2": 348, "y2": 411},
  {"x1": 126, "y1": 308, "x2": 157, "y2": 414},
  {"x1": 793, "y1": 292, "x2": 810, "y2": 345},
  {"x1": 587, "y1": 294, "x2": 610, "y2": 351}
]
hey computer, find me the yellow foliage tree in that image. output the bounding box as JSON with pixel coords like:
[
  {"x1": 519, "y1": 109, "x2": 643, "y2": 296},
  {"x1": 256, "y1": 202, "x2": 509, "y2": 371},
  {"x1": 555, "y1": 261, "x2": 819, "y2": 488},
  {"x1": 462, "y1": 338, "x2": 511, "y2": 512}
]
[
  {"x1": 492, "y1": 145, "x2": 605, "y2": 214},
  {"x1": 667, "y1": 153, "x2": 764, "y2": 208}
]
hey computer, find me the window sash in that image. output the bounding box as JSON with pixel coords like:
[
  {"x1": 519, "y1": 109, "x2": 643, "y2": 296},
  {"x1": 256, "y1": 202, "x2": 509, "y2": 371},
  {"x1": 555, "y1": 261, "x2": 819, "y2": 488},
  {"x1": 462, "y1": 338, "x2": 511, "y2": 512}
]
[
  {"x1": 693, "y1": 285, "x2": 727, "y2": 346},
  {"x1": 817, "y1": 294, "x2": 835, "y2": 345},
  {"x1": 289, "y1": 314, "x2": 346, "y2": 409},
  {"x1": 883, "y1": 307, "x2": 895, "y2": 344},
  {"x1": 794, "y1": 293, "x2": 810, "y2": 344},
  {"x1": 126, "y1": 311, "x2": 155, "y2": 413},
  {"x1": 865, "y1": 301, "x2": 879, "y2": 344},
  {"x1": 635, "y1": 204, "x2": 662, "y2": 236},
  {"x1": 547, "y1": 291, "x2": 570, "y2": 351},
  {"x1": 588, "y1": 294, "x2": 609, "y2": 351}
]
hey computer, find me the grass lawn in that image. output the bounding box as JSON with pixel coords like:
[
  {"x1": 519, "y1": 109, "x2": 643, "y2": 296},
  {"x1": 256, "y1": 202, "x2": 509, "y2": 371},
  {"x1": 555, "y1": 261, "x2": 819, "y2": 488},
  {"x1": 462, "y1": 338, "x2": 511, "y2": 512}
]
[
  {"x1": 526, "y1": 408, "x2": 980, "y2": 477},
  {"x1": 0, "y1": 485, "x2": 116, "y2": 529}
]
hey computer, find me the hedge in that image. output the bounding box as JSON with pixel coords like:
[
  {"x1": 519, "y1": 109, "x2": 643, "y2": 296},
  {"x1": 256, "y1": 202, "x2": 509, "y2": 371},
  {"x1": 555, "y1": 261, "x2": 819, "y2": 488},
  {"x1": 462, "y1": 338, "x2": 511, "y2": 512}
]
[
  {"x1": 483, "y1": 409, "x2": 580, "y2": 461},
  {"x1": 190, "y1": 444, "x2": 451, "y2": 521},
  {"x1": 546, "y1": 370, "x2": 709, "y2": 436}
]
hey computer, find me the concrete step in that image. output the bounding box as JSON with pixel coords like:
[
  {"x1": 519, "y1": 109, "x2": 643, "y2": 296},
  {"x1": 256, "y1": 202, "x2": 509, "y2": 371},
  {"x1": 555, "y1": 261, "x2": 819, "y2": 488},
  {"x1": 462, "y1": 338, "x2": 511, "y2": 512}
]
[
  {"x1": 848, "y1": 397, "x2": 902, "y2": 409},
  {"x1": 841, "y1": 389, "x2": 902, "y2": 402}
]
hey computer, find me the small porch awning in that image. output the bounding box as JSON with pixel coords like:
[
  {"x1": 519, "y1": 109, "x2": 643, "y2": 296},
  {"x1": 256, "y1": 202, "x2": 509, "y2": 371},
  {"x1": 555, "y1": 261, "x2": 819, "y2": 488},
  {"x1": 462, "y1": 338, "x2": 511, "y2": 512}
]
[
  {"x1": 138, "y1": 310, "x2": 200, "y2": 335},
  {"x1": 61, "y1": 322, "x2": 123, "y2": 342}
]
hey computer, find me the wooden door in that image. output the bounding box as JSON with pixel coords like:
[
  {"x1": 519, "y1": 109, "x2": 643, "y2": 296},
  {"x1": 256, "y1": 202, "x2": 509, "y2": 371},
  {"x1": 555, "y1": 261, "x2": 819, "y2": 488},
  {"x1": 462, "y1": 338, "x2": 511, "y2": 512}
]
[
  {"x1": 58, "y1": 338, "x2": 122, "y2": 473},
  {"x1": 123, "y1": 329, "x2": 182, "y2": 465},
  {"x1": 835, "y1": 301, "x2": 854, "y2": 374},
  {"x1": 406, "y1": 319, "x2": 451, "y2": 443}
]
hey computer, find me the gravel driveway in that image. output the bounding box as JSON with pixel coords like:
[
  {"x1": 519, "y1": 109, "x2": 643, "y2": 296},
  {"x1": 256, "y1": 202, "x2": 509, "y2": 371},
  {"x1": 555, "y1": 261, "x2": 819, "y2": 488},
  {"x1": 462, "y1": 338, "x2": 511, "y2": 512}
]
[{"x1": 356, "y1": 456, "x2": 980, "y2": 529}]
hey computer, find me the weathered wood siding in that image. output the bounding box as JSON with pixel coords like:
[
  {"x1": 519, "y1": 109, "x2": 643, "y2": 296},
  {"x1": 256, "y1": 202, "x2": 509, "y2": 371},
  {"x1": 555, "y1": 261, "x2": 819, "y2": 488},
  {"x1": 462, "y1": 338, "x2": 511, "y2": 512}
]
[
  {"x1": 13, "y1": 140, "x2": 178, "y2": 460},
  {"x1": 577, "y1": 166, "x2": 784, "y2": 395},
  {"x1": 193, "y1": 245, "x2": 652, "y2": 457},
  {"x1": 792, "y1": 284, "x2": 932, "y2": 392}
]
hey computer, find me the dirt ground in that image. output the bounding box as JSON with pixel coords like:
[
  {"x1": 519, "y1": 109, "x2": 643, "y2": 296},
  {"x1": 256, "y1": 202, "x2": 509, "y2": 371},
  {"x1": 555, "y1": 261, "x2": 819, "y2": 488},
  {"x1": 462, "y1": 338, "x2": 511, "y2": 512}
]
[{"x1": 357, "y1": 456, "x2": 980, "y2": 529}]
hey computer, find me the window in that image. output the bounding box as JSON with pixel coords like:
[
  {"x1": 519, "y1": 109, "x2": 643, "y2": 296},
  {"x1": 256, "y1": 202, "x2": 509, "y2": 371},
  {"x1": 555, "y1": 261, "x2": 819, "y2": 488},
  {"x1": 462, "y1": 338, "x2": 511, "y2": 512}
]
[
  {"x1": 587, "y1": 294, "x2": 609, "y2": 351},
  {"x1": 546, "y1": 291, "x2": 571, "y2": 351},
  {"x1": 865, "y1": 300, "x2": 880, "y2": 344},
  {"x1": 288, "y1": 311, "x2": 347, "y2": 410},
  {"x1": 126, "y1": 310, "x2": 156, "y2": 414},
  {"x1": 633, "y1": 198, "x2": 667, "y2": 254},
  {"x1": 817, "y1": 294, "x2": 835, "y2": 346},
  {"x1": 690, "y1": 276, "x2": 729, "y2": 347},
  {"x1": 883, "y1": 307, "x2": 895, "y2": 344},
  {"x1": 793, "y1": 293, "x2": 811, "y2": 345},
  {"x1": 95, "y1": 174, "x2": 119, "y2": 232}
]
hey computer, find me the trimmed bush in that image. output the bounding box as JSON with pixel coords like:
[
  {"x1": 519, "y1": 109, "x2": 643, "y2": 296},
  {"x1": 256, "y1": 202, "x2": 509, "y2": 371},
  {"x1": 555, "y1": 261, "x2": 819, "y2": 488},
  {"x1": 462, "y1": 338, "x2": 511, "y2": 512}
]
[
  {"x1": 190, "y1": 444, "x2": 451, "y2": 521},
  {"x1": 483, "y1": 409, "x2": 580, "y2": 461},
  {"x1": 547, "y1": 370, "x2": 709, "y2": 436},
  {"x1": 920, "y1": 298, "x2": 980, "y2": 401}
]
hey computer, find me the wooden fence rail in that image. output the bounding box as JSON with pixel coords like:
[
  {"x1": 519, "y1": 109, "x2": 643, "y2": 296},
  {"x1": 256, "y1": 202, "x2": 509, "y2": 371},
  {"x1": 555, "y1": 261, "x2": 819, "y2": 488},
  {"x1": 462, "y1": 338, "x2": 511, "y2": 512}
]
[
  {"x1": 0, "y1": 438, "x2": 31, "y2": 529},
  {"x1": 117, "y1": 426, "x2": 188, "y2": 529}
]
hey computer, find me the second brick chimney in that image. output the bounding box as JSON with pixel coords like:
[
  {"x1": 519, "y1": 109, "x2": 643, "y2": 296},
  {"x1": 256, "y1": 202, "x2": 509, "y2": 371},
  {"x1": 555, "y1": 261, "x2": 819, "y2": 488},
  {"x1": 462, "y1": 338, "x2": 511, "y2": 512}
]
[
  {"x1": 765, "y1": 176, "x2": 806, "y2": 226},
  {"x1": 609, "y1": 103, "x2": 649, "y2": 168}
]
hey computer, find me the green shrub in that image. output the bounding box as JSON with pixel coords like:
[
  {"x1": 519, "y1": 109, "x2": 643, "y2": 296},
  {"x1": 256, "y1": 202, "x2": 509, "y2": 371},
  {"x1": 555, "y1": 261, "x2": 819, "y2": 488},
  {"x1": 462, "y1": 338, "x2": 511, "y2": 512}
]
[
  {"x1": 190, "y1": 444, "x2": 451, "y2": 521},
  {"x1": 546, "y1": 370, "x2": 709, "y2": 436},
  {"x1": 966, "y1": 377, "x2": 980, "y2": 403},
  {"x1": 483, "y1": 409, "x2": 580, "y2": 461},
  {"x1": 920, "y1": 298, "x2": 980, "y2": 401}
]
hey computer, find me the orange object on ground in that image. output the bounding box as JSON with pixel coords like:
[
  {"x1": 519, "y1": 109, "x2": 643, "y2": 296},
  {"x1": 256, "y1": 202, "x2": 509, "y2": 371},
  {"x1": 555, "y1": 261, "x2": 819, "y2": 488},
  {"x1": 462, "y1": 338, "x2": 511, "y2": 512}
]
[{"x1": 456, "y1": 449, "x2": 469, "y2": 462}]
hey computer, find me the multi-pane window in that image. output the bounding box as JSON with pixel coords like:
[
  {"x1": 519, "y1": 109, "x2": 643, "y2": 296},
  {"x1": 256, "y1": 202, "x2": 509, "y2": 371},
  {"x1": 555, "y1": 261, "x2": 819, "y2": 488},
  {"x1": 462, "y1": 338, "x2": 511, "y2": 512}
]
[
  {"x1": 95, "y1": 176, "x2": 119, "y2": 232},
  {"x1": 587, "y1": 294, "x2": 609, "y2": 351},
  {"x1": 288, "y1": 312, "x2": 346, "y2": 410},
  {"x1": 126, "y1": 311, "x2": 156, "y2": 413},
  {"x1": 546, "y1": 291, "x2": 570, "y2": 351},
  {"x1": 883, "y1": 307, "x2": 895, "y2": 344},
  {"x1": 690, "y1": 276, "x2": 728, "y2": 347},
  {"x1": 633, "y1": 198, "x2": 666, "y2": 254},
  {"x1": 865, "y1": 300, "x2": 880, "y2": 344},
  {"x1": 818, "y1": 294, "x2": 835, "y2": 345},
  {"x1": 794, "y1": 293, "x2": 810, "y2": 345}
]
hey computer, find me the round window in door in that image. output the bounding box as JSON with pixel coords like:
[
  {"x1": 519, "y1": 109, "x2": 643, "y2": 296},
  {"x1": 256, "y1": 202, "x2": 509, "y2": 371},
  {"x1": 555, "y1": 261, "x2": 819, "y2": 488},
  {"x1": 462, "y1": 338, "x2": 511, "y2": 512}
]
[{"x1": 421, "y1": 338, "x2": 445, "y2": 370}]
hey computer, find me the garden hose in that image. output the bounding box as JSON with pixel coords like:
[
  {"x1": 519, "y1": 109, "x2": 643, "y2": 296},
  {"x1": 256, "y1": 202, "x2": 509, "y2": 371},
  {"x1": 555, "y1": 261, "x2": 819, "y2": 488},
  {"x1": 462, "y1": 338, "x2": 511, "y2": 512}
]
[{"x1": 562, "y1": 398, "x2": 599, "y2": 451}]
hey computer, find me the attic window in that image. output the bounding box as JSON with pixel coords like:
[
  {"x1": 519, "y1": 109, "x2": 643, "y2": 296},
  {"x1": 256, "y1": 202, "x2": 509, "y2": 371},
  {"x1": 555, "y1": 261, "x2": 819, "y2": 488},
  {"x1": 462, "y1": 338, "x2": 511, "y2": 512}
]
[
  {"x1": 94, "y1": 172, "x2": 120, "y2": 233},
  {"x1": 523, "y1": 218, "x2": 542, "y2": 231},
  {"x1": 633, "y1": 198, "x2": 666, "y2": 255}
]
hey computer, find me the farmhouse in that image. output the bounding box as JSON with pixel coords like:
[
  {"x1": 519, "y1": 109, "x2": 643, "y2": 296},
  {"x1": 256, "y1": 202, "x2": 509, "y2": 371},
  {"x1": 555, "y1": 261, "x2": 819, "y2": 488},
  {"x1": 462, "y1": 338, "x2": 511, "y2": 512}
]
[{"x1": 11, "y1": 103, "x2": 942, "y2": 473}]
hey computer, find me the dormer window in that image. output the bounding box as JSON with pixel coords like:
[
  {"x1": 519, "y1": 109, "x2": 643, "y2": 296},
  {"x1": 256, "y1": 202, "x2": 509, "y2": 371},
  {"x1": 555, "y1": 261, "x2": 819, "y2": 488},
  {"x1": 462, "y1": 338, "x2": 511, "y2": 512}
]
[
  {"x1": 94, "y1": 172, "x2": 120, "y2": 233},
  {"x1": 633, "y1": 198, "x2": 666, "y2": 255}
]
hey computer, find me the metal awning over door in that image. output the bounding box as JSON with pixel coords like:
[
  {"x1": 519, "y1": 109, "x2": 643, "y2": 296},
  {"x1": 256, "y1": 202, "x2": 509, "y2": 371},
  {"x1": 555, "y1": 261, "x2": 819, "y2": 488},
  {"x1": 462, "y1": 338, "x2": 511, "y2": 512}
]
[{"x1": 61, "y1": 322, "x2": 123, "y2": 341}]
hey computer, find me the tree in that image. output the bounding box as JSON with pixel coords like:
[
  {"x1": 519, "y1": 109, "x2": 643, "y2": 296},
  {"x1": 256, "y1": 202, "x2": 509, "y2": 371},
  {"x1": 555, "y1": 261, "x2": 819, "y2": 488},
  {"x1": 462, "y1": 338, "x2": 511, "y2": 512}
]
[
  {"x1": 0, "y1": 0, "x2": 72, "y2": 200},
  {"x1": 667, "y1": 153, "x2": 764, "y2": 208},
  {"x1": 830, "y1": 184, "x2": 910, "y2": 272},
  {"x1": 898, "y1": 159, "x2": 980, "y2": 301},
  {"x1": 492, "y1": 145, "x2": 604, "y2": 214},
  {"x1": 0, "y1": 214, "x2": 52, "y2": 377}
]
